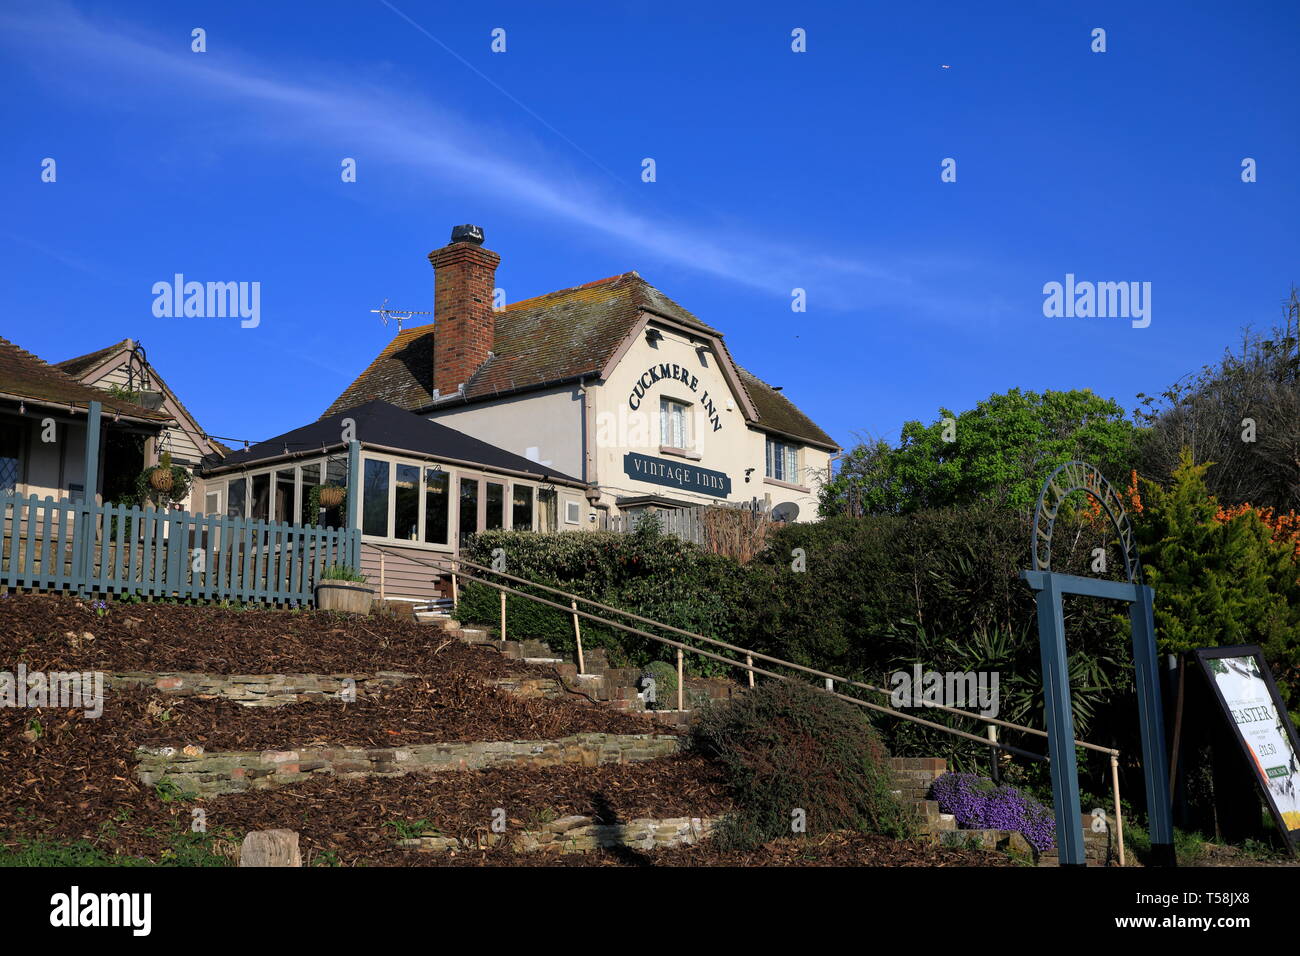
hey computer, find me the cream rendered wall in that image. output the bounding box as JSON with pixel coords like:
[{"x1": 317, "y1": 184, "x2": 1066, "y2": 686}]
[
  {"x1": 591, "y1": 323, "x2": 828, "y2": 520},
  {"x1": 424, "y1": 386, "x2": 585, "y2": 482}
]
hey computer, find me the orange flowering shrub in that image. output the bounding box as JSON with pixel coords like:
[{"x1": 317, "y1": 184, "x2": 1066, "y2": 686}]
[
  {"x1": 1124, "y1": 468, "x2": 1296, "y2": 560},
  {"x1": 1215, "y1": 503, "x2": 1300, "y2": 560},
  {"x1": 1126, "y1": 470, "x2": 1143, "y2": 515}
]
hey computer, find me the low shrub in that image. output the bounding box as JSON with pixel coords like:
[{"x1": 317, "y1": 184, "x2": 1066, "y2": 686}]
[
  {"x1": 642, "y1": 659, "x2": 677, "y2": 709},
  {"x1": 689, "y1": 679, "x2": 913, "y2": 849},
  {"x1": 320, "y1": 564, "x2": 367, "y2": 583},
  {"x1": 930, "y1": 771, "x2": 1056, "y2": 851}
]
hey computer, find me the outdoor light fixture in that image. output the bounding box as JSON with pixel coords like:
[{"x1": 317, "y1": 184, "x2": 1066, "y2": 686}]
[
  {"x1": 645, "y1": 328, "x2": 663, "y2": 345},
  {"x1": 744, "y1": 467, "x2": 755, "y2": 483}
]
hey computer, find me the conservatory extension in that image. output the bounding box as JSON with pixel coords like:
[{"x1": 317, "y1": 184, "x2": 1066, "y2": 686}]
[{"x1": 197, "y1": 400, "x2": 590, "y2": 601}]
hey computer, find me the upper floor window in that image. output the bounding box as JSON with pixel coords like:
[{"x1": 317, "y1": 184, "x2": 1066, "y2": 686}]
[
  {"x1": 765, "y1": 438, "x2": 800, "y2": 483},
  {"x1": 660, "y1": 398, "x2": 691, "y2": 449}
]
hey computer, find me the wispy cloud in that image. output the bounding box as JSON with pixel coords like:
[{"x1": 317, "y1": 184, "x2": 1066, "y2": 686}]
[{"x1": 1, "y1": 1, "x2": 977, "y2": 314}]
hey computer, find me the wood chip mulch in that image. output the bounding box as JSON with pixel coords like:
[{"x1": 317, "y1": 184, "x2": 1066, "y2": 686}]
[
  {"x1": 127, "y1": 678, "x2": 665, "y2": 751},
  {"x1": 200, "y1": 754, "x2": 734, "y2": 864},
  {"x1": 0, "y1": 594, "x2": 1014, "y2": 866},
  {"x1": 0, "y1": 593, "x2": 509, "y2": 674}
]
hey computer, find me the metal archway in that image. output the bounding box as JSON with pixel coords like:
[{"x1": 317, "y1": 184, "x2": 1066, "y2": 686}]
[
  {"x1": 1029, "y1": 460, "x2": 1142, "y2": 585},
  {"x1": 1022, "y1": 461, "x2": 1174, "y2": 867}
]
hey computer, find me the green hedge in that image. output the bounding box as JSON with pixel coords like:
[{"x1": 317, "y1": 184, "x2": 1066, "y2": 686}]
[{"x1": 456, "y1": 522, "x2": 750, "y2": 669}]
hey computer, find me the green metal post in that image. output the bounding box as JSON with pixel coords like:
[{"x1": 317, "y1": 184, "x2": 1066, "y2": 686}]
[
  {"x1": 1035, "y1": 572, "x2": 1086, "y2": 866},
  {"x1": 1131, "y1": 584, "x2": 1176, "y2": 865},
  {"x1": 346, "y1": 439, "x2": 361, "y2": 569},
  {"x1": 77, "y1": 401, "x2": 102, "y2": 595}
]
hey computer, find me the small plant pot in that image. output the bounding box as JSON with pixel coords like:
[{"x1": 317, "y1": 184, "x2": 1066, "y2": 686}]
[
  {"x1": 149, "y1": 468, "x2": 174, "y2": 492},
  {"x1": 315, "y1": 580, "x2": 374, "y2": 614},
  {"x1": 318, "y1": 486, "x2": 344, "y2": 508}
]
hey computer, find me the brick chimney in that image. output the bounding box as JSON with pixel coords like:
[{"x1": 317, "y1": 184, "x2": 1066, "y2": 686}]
[{"x1": 428, "y1": 224, "x2": 500, "y2": 396}]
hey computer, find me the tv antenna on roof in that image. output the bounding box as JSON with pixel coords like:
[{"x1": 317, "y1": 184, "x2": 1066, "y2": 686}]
[{"x1": 370, "y1": 298, "x2": 432, "y2": 333}]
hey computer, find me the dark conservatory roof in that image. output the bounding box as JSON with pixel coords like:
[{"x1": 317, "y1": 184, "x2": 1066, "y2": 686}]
[{"x1": 201, "y1": 400, "x2": 585, "y2": 486}]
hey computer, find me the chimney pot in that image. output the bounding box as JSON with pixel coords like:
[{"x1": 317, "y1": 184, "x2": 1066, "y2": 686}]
[{"x1": 450, "y1": 224, "x2": 485, "y2": 245}]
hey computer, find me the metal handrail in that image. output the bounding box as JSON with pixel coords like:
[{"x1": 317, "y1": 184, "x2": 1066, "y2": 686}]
[
  {"x1": 364, "y1": 541, "x2": 1127, "y2": 864},
  {"x1": 425, "y1": 550, "x2": 1120, "y2": 756}
]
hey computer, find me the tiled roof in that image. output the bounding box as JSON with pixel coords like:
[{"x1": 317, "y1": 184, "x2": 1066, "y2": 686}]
[
  {"x1": 322, "y1": 272, "x2": 836, "y2": 448},
  {"x1": 0, "y1": 336, "x2": 170, "y2": 423},
  {"x1": 54, "y1": 339, "x2": 133, "y2": 379},
  {"x1": 736, "y1": 368, "x2": 836, "y2": 449}
]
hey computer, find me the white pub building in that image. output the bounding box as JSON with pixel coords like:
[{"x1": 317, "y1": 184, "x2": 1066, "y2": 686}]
[{"x1": 326, "y1": 225, "x2": 839, "y2": 532}]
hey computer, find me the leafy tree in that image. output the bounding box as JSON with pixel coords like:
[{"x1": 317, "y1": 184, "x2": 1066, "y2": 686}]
[
  {"x1": 821, "y1": 388, "x2": 1137, "y2": 516},
  {"x1": 1137, "y1": 288, "x2": 1300, "y2": 512}
]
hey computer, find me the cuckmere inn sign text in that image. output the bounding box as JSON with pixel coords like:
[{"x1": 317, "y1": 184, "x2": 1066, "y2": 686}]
[
  {"x1": 628, "y1": 362, "x2": 725, "y2": 433},
  {"x1": 624, "y1": 452, "x2": 731, "y2": 498}
]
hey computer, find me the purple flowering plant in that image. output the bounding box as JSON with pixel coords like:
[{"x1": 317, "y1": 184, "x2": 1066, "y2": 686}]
[{"x1": 930, "y1": 772, "x2": 1056, "y2": 851}]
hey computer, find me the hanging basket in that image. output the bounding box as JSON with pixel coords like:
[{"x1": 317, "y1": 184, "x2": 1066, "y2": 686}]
[
  {"x1": 149, "y1": 467, "x2": 174, "y2": 492},
  {"x1": 318, "y1": 485, "x2": 344, "y2": 508}
]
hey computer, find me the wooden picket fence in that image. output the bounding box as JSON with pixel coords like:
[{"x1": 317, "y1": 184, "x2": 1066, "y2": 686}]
[
  {"x1": 601, "y1": 499, "x2": 770, "y2": 554},
  {"x1": 0, "y1": 493, "x2": 358, "y2": 605}
]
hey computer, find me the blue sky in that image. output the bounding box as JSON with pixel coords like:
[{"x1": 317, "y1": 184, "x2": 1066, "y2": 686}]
[{"x1": 2, "y1": 0, "x2": 1297, "y2": 452}]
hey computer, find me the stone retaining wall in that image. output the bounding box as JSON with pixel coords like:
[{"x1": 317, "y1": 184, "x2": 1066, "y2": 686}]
[
  {"x1": 136, "y1": 732, "x2": 683, "y2": 797},
  {"x1": 484, "y1": 675, "x2": 565, "y2": 699},
  {"x1": 398, "y1": 815, "x2": 717, "y2": 854},
  {"x1": 106, "y1": 671, "x2": 416, "y2": 707},
  {"x1": 105, "y1": 670, "x2": 592, "y2": 709}
]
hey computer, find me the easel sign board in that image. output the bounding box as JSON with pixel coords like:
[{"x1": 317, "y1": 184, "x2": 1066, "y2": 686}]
[{"x1": 1194, "y1": 645, "x2": 1300, "y2": 848}]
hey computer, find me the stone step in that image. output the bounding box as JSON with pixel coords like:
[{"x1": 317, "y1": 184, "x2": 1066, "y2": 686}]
[
  {"x1": 398, "y1": 815, "x2": 717, "y2": 855},
  {"x1": 936, "y1": 828, "x2": 1033, "y2": 856}
]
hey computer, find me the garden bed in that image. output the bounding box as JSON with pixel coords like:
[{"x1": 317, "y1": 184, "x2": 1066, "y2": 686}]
[{"x1": 0, "y1": 593, "x2": 489, "y2": 674}]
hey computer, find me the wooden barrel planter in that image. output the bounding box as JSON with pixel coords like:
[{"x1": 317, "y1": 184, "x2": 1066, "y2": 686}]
[{"x1": 315, "y1": 581, "x2": 374, "y2": 614}]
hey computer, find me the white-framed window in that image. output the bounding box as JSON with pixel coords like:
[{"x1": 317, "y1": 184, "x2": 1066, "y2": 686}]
[
  {"x1": 660, "y1": 397, "x2": 691, "y2": 449},
  {"x1": 362, "y1": 456, "x2": 454, "y2": 545},
  {"x1": 564, "y1": 500, "x2": 581, "y2": 524},
  {"x1": 765, "y1": 438, "x2": 801, "y2": 483},
  {"x1": 511, "y1": 483, "x2": 534, "y2": 531}
]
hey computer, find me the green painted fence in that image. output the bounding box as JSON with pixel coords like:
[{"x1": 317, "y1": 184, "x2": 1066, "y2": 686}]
[{"x1": 0, "y1": 493, "x2": 359, "y2": 605}]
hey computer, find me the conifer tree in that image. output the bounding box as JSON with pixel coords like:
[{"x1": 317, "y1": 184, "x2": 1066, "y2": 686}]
[{"x1": 1137, "y1": 449, "x2": 1300, "y2": 708}]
